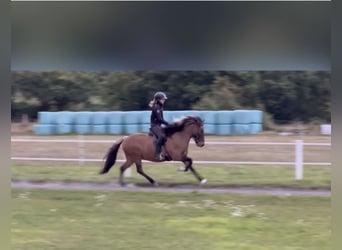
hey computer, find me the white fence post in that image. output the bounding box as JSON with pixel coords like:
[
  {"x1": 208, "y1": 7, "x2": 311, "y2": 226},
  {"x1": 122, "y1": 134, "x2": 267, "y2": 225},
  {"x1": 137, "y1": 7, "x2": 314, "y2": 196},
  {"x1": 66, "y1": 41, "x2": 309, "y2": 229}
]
[
  {"x1": 78, "y1": 134, "x2": 84, "y2": 166},
  {"x1": 295, "y1": 140, "x2": 303, "y2": 180}
]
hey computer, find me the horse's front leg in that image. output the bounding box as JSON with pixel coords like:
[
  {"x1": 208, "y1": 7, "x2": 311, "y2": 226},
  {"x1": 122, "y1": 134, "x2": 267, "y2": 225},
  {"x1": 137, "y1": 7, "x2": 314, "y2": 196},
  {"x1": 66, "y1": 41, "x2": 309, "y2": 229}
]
[{"x1": 182, "y1": 156, "x2": 207, "y2": 184}]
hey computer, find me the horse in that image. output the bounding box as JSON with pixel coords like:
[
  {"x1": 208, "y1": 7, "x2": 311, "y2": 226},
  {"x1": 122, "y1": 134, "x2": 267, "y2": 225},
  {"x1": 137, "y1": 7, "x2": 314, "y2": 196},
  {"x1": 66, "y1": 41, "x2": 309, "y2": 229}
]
[{"x1": 99, "y1": 116, "x2": 207, "y2": 186}]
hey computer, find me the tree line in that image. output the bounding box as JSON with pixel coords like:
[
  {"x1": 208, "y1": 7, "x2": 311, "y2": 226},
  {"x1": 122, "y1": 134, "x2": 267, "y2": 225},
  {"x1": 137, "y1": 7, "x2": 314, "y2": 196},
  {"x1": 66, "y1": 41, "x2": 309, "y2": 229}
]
[{"x1": 12, "y1": 71, "x2": 331, "y2": 126}]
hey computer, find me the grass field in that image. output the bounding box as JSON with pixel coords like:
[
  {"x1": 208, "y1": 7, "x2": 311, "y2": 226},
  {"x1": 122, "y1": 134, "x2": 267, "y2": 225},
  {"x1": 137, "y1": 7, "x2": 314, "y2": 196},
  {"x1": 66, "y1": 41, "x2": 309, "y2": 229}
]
[
  {"x1": 12, "y1": 164, "x2": 331, "y2": 189},
  {"x1": 11, "y1": 132, "x2": 332, "y2": 249},
  {"x1": 12, "y1": 189, "x2": 331, "y2": 250}
]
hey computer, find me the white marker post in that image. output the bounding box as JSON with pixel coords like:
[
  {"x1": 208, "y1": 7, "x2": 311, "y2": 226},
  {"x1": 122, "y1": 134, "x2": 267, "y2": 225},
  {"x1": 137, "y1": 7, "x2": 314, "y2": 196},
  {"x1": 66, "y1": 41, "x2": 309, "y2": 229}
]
[
  {"x1": 78, "y1": 134, "x2": 85, "y2": 166},
  {"x1": 295, "y1": 140, "x2": 303, "y2": 180}
]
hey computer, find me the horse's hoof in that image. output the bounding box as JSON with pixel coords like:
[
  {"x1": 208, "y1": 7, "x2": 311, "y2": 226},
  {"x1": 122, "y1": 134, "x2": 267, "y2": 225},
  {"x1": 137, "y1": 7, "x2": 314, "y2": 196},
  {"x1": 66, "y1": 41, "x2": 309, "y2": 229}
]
[
  {"x1": 178, "y1": 166, "x2": 186, "y2": 172},
  {"x1": 200, "y1": 179, "x2": 207, "y2": 185},
  {"x1": 119, "y1": 181, "x2": 126, "y2": 187},
  {"x1": 153, "y1": 182, "x2": 159, "y2": 187},
  {"x1": 99, "y1": 170, "x2": 107, "y2": 175}
]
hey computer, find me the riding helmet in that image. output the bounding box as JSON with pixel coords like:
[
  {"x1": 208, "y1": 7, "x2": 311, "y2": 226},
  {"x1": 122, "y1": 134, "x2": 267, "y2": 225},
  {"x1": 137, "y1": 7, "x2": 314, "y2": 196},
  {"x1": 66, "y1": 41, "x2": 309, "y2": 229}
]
[{"x1": 154, "y1": 91, "x2": 168, "y2": 100}]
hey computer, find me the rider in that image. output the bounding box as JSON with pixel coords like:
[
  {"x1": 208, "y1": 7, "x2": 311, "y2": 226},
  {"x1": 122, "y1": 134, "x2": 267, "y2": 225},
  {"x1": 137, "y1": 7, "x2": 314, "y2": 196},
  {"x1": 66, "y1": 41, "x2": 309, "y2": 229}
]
[{"x1": 149, "y1": 91, "x2": 169, "y2": 161}]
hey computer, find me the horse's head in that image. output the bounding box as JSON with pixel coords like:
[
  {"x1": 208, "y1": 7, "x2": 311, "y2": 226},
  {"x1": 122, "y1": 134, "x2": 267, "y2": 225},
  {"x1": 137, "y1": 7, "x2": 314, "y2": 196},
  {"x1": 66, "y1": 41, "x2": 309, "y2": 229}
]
[
  {"x1": 189, "y1": 116, "x2": 205, "y2": 147},
  {"x1": 164, "y1": 115, "x2": 205, "y2": 147}
]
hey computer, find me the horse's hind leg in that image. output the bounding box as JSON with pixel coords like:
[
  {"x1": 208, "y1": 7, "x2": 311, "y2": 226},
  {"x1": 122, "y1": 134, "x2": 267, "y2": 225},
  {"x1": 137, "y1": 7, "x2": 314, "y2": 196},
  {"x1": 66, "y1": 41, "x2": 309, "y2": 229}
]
[
  {"x1": 119, "y1": 159, "x2": 134, "y2": 186},
  {"x1": 182, "y1": 156, "x2": 206, "y2": 184},
  {"x1": 135, "y1": 161, "x2": 157, "y2": 186}
]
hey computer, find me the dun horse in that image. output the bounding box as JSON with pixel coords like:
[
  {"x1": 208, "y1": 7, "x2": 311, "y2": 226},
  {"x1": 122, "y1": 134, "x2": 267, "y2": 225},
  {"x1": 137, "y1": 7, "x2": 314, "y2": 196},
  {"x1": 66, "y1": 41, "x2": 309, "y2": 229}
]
[{"x1": 99, "y1": 116, "x2": 207, "y2": 186}]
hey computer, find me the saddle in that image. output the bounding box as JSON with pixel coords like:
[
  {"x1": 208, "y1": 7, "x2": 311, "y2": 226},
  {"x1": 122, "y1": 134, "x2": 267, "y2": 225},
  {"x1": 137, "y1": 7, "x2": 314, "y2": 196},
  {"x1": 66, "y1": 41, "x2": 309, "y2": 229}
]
[{"x1": 148, "y1": 129, "x2": 171, "y2": 161}]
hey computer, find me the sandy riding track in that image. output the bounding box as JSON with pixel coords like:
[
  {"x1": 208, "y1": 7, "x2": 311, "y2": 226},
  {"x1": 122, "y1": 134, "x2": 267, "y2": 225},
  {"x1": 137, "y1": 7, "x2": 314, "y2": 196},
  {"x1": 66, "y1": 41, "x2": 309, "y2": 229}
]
[{"x1": 12, "y1": 180, "x2": 331, "y2": 197}]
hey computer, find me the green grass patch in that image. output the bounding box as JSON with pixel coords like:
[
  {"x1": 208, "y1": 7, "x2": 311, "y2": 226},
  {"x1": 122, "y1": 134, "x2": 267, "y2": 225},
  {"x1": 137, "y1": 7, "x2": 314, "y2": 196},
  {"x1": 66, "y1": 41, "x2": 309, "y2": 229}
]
[
  {"x1": 12, "y1": 189, "x2": 331, "y2": 250},
  {"x1": 12, "y1": 164, "x2": 331, "y2": 189}
]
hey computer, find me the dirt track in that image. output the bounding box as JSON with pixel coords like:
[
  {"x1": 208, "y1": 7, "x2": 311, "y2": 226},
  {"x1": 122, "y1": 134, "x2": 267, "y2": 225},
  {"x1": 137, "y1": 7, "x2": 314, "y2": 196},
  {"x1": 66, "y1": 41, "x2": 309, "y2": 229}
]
[{"x1": 11, "y1": 180, "x2": 331, "y2": 197}]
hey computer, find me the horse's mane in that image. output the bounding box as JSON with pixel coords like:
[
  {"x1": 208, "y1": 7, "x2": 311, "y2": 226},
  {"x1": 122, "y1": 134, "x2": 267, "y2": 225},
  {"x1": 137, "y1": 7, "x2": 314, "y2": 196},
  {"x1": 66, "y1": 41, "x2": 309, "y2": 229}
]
[{"x1": 164, "y1": 116, "x2": 203, "y2": 137}]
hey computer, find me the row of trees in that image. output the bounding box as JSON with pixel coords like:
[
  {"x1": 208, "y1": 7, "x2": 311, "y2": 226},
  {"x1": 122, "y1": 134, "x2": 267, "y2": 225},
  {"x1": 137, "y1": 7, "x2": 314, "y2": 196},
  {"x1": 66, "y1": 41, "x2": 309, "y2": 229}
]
[{"x1": 12, "y1": 71, "x2": 331, "y2": 125}]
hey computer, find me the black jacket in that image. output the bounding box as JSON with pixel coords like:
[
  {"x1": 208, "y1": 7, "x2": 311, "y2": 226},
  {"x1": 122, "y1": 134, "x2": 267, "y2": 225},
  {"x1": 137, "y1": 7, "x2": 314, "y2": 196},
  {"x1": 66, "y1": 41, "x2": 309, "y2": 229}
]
[{"x1": 150, "y1": 102, "x2": 168, "y2": 127}]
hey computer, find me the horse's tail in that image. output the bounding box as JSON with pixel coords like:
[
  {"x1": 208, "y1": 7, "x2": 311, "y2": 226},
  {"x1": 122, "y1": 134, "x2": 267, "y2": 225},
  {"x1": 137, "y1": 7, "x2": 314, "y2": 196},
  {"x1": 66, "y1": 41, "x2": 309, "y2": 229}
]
[{"x1": 99, "y1": 138, "x2": 125, "y2": 174}]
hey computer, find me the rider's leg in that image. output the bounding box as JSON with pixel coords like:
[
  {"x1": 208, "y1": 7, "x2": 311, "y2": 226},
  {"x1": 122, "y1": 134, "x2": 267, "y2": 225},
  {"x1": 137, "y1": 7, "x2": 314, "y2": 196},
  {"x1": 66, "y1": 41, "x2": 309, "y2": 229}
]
[
  {"x1": 151, "y1": 126, "x2": 165, "y2": 160},
  {"x1": 155, "y1": 138, "x2": 164, "y2": 160}
]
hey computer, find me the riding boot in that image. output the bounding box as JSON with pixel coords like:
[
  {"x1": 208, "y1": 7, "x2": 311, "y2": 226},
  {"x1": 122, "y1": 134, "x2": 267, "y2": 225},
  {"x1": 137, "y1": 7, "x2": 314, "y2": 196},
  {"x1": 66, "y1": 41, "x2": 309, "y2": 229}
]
[{"x1": 155, "y1": 142, "x2": 164, "y2": 161}]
